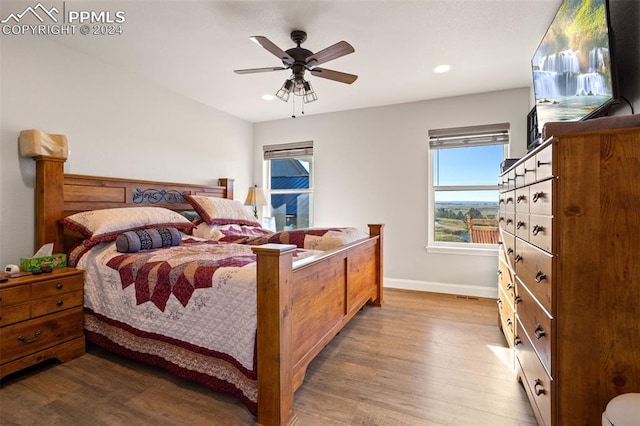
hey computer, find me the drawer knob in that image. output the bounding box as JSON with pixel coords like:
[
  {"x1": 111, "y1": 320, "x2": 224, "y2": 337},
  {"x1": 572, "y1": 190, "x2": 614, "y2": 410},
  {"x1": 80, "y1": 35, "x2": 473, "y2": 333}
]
[
  {"x1": 497, "y1": 269, "x2": 503, "y2": 277},
  {"x1": 507, "y1": 282, "x2": 514, "y2": 291},
  {"x1": 535, "y1": 271, "x2": 547, "y2": 283},
  {"x1": 506, "y1": 219, "x2": 513, "y2": 225},
  {"x1": 56, "y1": 283, "x2": 64, "y2": 290},
  {"x1": 514, "y1": 336, "x2": 522, "y2": 346},
  {"x1": 17, "y1": 330, "x2": 42, "y2": 344},
  {"x1": 507, "y1": 248, "x2": 514, "y2": 255},
  {"x1": 534, "y1": 325, "x2": 546, "y2": 339},
  {"x1": 517, "y1": 195, "x2": 526, "y2": 203},
  {"x1": 56, "y1": 300, "x2": 64, "y2": 307},
  {"x1": 514, "y1": 254, "x2": 523, "y2": 263},
  {"x1": 497, "y1": 298, "x2": 502, "y2": 306},
  {"x1": 516, "y1": 221, "x2": 526, "y2": 229},
  {"x1": 515, "y1": 296, "x2": 522, "y2": 304},
  {"x1": 534, "y1": 379, "x2": 546, "y2": 396},
  {"x1": 532, "y1": 191, "x2": 546, "y2": 203},
  {"x1": 532, "y1": 225, "x2": 544, "y2": 236}
]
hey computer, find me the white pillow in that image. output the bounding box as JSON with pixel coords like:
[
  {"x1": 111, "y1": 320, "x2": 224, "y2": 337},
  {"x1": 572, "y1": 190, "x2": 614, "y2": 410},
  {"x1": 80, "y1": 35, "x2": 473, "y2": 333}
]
[{"x1": 184, "y1": 195, "x2": 259, "y2": 226}]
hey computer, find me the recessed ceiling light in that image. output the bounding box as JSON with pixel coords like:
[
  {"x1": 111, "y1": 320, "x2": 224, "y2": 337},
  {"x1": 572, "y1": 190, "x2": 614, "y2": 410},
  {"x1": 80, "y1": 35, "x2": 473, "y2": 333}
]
[
  {"x1": 433, "y1": 64, "x2": 452, "y2": 74},
  {"x1": 262, "y1": 94, "x2": 275, "y2": 101}
]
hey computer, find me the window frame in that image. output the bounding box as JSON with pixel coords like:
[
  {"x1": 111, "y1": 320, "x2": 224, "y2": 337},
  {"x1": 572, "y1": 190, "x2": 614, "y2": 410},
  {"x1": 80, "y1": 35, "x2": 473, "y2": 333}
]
[
  {"x1": 263, "y1": 142, "x2": 314, "y2": 231},
  {"x1": 427, "y1": 125, "x2": 509, "y2": 255}
]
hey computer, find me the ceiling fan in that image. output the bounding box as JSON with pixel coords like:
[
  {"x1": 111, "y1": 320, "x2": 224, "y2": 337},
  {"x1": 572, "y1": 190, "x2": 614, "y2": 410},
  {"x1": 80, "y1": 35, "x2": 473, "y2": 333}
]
[{"x1": 234, "y1": 30, "x2": 358, "y2": 104}]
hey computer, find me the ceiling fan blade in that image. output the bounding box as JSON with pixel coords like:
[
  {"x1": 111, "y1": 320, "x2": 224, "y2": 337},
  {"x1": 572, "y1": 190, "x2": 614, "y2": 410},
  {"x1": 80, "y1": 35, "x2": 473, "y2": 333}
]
[
  {"x1": 234, "y1": 67, "x2": 288, "y2": 74},
  {"x1": 250, "y1": 36, "x2": 294, "y2": 65},
  {"x1": 310, "y1": 67, "x2": 358, "y2": 84},
  {"x1": 306, "y1": 41, "x2": 354, "y2": 67}
]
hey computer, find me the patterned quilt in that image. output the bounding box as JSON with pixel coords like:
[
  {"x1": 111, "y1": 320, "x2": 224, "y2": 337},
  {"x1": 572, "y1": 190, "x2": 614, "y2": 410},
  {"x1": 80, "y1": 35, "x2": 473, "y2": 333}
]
[
  {"x1": 73, "y1": 239, "x2": 319, "y2": 413},
  {"x1": 217, "y1": 226, "x2": 369, "y2": 250}
]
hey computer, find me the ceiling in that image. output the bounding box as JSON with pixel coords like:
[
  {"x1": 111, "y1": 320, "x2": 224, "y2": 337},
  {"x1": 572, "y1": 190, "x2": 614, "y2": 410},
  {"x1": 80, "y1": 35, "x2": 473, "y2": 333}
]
[{"x1": 48, "y1": 0, "x2": 561, "y2": 122}]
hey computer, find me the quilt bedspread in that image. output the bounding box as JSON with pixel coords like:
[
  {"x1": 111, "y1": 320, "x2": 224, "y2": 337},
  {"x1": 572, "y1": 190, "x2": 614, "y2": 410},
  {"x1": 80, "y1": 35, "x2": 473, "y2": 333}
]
[{"x1": 75, "y1": 239, "x2": 317, "y2": 376}]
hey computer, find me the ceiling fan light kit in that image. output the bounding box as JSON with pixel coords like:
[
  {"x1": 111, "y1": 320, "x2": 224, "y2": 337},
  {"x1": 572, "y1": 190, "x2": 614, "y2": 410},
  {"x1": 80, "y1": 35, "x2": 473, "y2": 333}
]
[{"x1": 235, "y1": 30, "x2": 356, "y2": 111}]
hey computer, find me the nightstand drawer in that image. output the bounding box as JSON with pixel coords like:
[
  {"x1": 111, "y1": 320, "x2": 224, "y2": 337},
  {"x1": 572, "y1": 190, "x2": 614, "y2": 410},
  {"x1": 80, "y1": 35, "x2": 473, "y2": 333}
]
[
  {"x1": 0, "y1": 285, "x2": 31, "y2": 308},
  {"x1": 0, "y1": 307, "x2": 83, "y2": 364},
  {"x1": 0, "y1": 303, "x2": 31, "y2": 327},
  {"x1": 31, "y1": 290, "x2": 83, "y2": 318},
  {"x1": 32, "y1": 275, "x2": 83, "y2": 298}
]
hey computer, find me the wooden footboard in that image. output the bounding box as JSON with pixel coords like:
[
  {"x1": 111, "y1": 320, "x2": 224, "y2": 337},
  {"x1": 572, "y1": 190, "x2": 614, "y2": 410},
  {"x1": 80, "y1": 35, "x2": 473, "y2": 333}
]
[{"x1": 253, "y1": 225, "x2": 383, "y2": 426}]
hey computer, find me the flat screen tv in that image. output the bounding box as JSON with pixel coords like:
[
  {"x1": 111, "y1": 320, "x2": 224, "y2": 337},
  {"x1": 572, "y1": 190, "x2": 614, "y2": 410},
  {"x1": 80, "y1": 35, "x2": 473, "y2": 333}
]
[{"x1": 532, "y1": 0, "x2": 618, "y2": 135}]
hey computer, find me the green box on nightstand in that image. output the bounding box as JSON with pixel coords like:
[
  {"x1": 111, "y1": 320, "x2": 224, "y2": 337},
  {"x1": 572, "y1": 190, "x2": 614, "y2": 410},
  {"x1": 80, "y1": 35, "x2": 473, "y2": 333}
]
[{"x1": 20, "y1": 254, "x2": 67, "y2": 272}]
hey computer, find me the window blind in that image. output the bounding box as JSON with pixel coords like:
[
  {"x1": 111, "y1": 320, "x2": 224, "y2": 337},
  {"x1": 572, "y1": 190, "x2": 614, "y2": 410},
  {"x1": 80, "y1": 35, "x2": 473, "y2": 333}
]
[
  {"x1": 263, "y1": 141, "x2": 313, "y2": 160},
  {"x1": 429, "y1": 123, "x2": 510, "y2": 149}
]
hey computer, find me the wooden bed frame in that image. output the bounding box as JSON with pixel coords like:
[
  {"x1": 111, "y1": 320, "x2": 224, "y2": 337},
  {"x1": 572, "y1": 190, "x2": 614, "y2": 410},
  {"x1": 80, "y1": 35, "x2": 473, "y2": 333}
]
[{"x1": 34, "y1": 155, "x2": 383, "y2": 426}]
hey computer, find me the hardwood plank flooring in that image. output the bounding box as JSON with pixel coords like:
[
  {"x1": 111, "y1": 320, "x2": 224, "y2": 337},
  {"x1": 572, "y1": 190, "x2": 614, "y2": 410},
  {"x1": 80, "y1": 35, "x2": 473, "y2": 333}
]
[{"x1": 0, "y1": 289, "x2": 536, "y2": 425}]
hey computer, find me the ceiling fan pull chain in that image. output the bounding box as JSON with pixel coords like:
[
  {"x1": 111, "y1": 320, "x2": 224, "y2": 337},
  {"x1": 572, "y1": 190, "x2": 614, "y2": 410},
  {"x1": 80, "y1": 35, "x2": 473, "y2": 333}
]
[{"x1": 292, "y1": 93, "x2": 296, "y2": 118}]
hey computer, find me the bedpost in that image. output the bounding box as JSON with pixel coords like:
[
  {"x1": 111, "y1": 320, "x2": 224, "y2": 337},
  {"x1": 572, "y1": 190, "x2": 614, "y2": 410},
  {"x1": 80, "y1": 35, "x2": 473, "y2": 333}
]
[
  {"x1": 252, "y1": 243, "x2": 298, "y2": 426},
  {"x1": 218, "y1": 178, "x2": 234, "y2": 200},
  {"x1": 368, "y1": 224, "x2": 384, "y2": 307},
  {"x1": 34, "y1": 155, "x2": 66, "y2": 254}
]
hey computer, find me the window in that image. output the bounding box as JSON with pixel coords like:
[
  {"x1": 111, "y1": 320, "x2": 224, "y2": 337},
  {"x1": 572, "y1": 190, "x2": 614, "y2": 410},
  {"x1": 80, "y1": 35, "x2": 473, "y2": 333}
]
[
  {"x1": 428, "y1": 123, "x2": 509, "y2": 251},
  {"x1": 264, "y1": 141, "x2": 313, "y2": 232}
]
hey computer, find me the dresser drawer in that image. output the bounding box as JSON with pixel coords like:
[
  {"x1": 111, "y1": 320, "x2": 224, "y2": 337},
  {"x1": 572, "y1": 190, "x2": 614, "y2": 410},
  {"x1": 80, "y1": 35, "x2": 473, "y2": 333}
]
[
  {"x1": 500, "y1": 230, "x2": 516, "y2": 269},
  {"x1": 516, "y1": 318, "x2": 552, "y2": 426},
  {"x1": 32, "y1": 275, "x2": 83, "y2": 298},
  {"x1": 535, "y1": 143, "x2": 553, "y2": 182},
  {"x1": 498, "y1": 256, "x2": 515, "y2": 303},
  {"x1": 529, "y1": 214, "x2": 554, "y2": 253},
  {"x1": 503, "y1": 190, "x2": 516, "y2": 213},
  {"x1": 31, "y1": 290, "x2": 83, "y2": 318},
  {"x1": 0, "y1": 307, "x2": 84, "y2": 364},
  {"x1": 515, "y1": 213, "x2": 530, "y2": 241},
  {"x1": 0, "y1": 285, "x2": 31, "y2": 308},
  {"x1": 529, "y1": 179, "x2": 554, "y2": 216},
  {"x1": 515, "y1": 239, "x2": 554, "y2": 314},
  {"x1": 517, "y1": 283, "x2": 553, "y2": 375},
  {"x1": 515, "y1": 187, "x2": 530, "y2": 213},
  {"x1": 498, "y1": 285, "x2": 516, "y2": 347},
  {"x1": 523, "y1": 156, "x2": 538, "y2": 186},
  {"x1": 0, "y1": 303, "x2": 31, "y2": 327}
]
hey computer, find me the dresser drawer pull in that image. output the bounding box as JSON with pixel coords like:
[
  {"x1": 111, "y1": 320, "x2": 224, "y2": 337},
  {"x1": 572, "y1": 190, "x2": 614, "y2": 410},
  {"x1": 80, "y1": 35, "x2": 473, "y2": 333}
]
[
  {"x1": 515, "y1": 296, "x2": 522, "y2": 304},
  {"x1": 497, "y1": 297, "x2": 502, "y2": 306},
  {"x1": 506, "y1": 318, "x2": 513, "y2": 327},
  {"x1": 535, "y1": 271, "x2": 547, "y2": 283},
  {"x1": 514, "y1": 254, "x2": 523, "y2": 263},
  {"x1": 517, "y1": 195, "x2": 526, "y2": 203},
  {"x1": 534, "y1": 325, "x2": 546, "y2": 339},
  {"x1": 507, "y1": 282, "x2": 514, "y2": 291},
  {"x1": 517, "y1": 221, "x2": 526, "y2": 229},
  {"x1": 17, "y1": 330, "x2": 42, "y2": 344},
  {"x1": 56, "y1": 283, "x2": 64, "y2": 290},
  {"x1": 534, "y1": 379, "x2": 546, "y2": 396},
  {"x1": 497, "y1": 269, "x2": 503, "y2": 277},
  {"x1": 506, "y1": 197, "x2": 514, "y2": 204},
  {"x1": 524, "y1": 168, "x2": 535, "y2": 174},
  {"x1": 499, "y1": 216, "x2": 505, "y2": 222},
  {"x1": 514, "y1": 336, "x2": 522, "y2": 346},
  {"x1": 506, "y1": 218, "x2": 513, "y2": 225},
  {"x1": 532, "y1": 191, "x2": 546, "y2": 203},
  {"x1": 56, "y1": 300, "x2": 64, "y2": 307},
  {"x1": 532, "y1": 225, "x2": 544, "y2": 236},
  {"x1": 537, "y1": 161, "x2": 551, "y2": 167},
  {"x1": 507, "y1": 248, "x2": 514, "y2": 255}
]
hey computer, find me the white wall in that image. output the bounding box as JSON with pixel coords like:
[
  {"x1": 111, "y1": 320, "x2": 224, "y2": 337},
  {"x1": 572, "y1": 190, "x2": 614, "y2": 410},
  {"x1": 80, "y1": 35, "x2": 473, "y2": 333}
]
[
  {"x1": 0, "y1": 36, "x2": 253, "y2": 266},
  {"x1": 254, "y1": 88, "x2": 531, "y2": 297}
]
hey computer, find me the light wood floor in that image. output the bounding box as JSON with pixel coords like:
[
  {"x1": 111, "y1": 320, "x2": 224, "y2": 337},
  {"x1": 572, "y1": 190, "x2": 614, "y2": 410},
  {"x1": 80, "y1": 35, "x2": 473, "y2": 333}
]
[{"x1": 0, "y1": 289, "x2": 536, "y2": 425}]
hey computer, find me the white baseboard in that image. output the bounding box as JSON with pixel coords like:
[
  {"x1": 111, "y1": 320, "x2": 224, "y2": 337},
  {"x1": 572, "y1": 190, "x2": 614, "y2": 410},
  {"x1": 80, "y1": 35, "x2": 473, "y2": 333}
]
[{"x1": 384, "y1": 277, "x2": 498, "y2": 299}]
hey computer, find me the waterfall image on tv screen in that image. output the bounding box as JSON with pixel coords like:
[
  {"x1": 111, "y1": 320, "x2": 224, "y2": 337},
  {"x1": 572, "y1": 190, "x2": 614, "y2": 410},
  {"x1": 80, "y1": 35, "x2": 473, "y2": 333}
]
[{"x1": 532, "y1": 0, "x2": 615, "y2": 132}]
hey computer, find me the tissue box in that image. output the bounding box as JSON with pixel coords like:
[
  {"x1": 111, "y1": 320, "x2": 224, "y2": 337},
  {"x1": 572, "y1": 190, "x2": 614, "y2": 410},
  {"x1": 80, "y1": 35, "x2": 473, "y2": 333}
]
[{"x1": 20, "y1": 254, "x2": 67, "y2": 272}]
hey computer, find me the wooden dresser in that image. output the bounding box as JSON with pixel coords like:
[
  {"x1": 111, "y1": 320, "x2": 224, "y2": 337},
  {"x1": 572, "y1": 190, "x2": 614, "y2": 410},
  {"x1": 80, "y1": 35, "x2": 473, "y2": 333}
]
[
  {"x1": 497, "y1": 126, "x2": 640, "y2": 425},
  {"x1": 0, "y1": 267, "x2": 85, "y2": 378}
]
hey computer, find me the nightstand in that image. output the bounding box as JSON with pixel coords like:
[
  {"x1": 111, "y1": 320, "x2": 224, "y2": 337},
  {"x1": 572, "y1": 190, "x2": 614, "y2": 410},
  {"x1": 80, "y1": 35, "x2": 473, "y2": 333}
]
[{"x1": 0, "y1": 267, "x2": 85, "y2": 378}]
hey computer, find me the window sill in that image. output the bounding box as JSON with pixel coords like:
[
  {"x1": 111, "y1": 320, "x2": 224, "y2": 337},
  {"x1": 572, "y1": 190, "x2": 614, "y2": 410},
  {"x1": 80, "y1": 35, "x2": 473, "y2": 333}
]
[{"x1": 425, "y1": 244, "x2": 499, "y2": 257}]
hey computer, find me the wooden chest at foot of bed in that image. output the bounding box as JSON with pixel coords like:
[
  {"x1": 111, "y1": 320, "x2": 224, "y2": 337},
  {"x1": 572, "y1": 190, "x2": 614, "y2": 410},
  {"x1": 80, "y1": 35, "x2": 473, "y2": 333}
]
[{"x1": 0, "y1": 267, "x2": 85, "y2": 378}]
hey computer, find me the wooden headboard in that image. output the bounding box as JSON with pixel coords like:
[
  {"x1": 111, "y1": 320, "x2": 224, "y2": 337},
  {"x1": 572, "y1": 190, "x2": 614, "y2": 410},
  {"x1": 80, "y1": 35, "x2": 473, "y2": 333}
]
[{"x1": 34, "y1": 155, "x2": 234, "y2": 253}]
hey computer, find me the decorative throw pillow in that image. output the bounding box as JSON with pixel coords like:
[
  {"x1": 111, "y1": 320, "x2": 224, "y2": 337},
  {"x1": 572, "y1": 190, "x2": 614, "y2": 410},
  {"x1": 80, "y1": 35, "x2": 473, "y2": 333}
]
[
  {"x1": 115, "y1": 228, "x2": 182, "y2": 253},
  {"x1": 60, "y1": 207, "x2": 195, "y2": 246},
  {"x1": 184, "y1": 195, "x2": 259, "y2": 226}
]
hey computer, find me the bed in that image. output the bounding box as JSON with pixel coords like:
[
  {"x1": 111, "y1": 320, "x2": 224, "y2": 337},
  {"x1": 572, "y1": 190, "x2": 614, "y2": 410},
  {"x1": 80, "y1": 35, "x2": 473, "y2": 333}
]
[{"x1": 33, "y1": 155, "x2": 384, "y2": 426}]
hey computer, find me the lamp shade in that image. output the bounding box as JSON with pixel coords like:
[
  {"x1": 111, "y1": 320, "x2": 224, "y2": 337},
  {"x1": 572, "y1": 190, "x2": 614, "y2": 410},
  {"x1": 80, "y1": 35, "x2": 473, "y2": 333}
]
[{"x1": 244, "y1": 185, "x2": 267, "y2": 219}]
